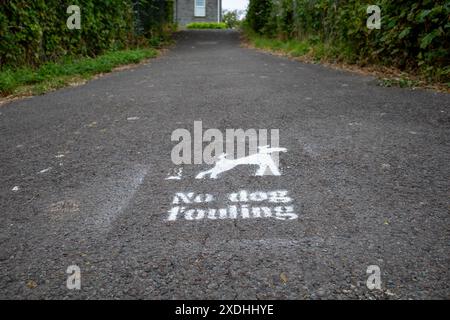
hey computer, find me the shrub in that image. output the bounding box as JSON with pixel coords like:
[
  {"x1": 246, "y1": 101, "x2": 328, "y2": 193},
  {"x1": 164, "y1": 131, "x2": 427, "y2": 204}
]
[
  {"x1": 186, "y1": 22, "x2": 227, "y2": 29},
  {"x1": 0, "y1": 0, "x2": 174, "y2": 69},
  {"x1": 245, "y1": 0, "x2": 450, "y2": 83},
  {"x1": 223, "y1": 10, "x2": 242, "y2": 29},
  {"x1": 245, "y1": 0, "x2": 273, "y2": 34}
]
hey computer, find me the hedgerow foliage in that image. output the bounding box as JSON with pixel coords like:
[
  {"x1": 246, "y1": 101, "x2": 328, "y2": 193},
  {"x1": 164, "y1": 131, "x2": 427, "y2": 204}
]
[
  {"x1": 0, "y1": 0, "x2": 174, "y2": 69},
  {"x1": 246, "y1": 0, "x2": 273, "y2": 34},
  {"x1": 186, "y1": 22, "x2": 227, "y2": 29},
  {"x1": 245, "y1": 0, "x2": 450, "y2": 82},
  {"x1": 133, "y1": 0, "x2": 174, "y2": 38}
]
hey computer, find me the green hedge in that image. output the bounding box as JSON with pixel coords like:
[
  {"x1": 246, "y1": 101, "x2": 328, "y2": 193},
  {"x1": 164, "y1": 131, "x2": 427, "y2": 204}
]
[
  {"x1": 186, "y1": 22, "x2": 227, "y2": 29},
  {"x1": 0, "y1": 0, "x2": 174, "y2": 69},
  {"x1": 245, "y1": 0, "x2": 450, "y2": 82},
  {"x1": 133, "y1": 0, "x2": 174, "y2": 38},
  {"x1": 0, "y1": 1, "x2": 134, "y2": 68}
]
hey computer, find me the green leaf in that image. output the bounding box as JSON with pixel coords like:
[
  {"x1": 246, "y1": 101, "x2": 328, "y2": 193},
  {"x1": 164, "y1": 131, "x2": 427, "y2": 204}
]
[
  {"x1": 417, "y1": 9, "x2": 431, "y2": 22},
  {"x1": 398, "y1": 27, "x2": 411, "y2": 39},
  {"x1": 420, "y1": 30, "x2": 439, "y2": 49}
]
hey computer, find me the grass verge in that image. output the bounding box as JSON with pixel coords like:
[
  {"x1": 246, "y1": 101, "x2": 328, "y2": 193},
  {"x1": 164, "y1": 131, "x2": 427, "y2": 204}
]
[
  {"x1": 0, "y1": 48, "x2": 158, "y2": 98},
  {"x1": 243, "y1": 31, "x2": 449, "y2": 93}
]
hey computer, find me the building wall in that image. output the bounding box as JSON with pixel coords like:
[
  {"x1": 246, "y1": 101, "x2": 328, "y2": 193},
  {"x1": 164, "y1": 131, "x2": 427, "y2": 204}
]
[{"x1": 175, "y1": 0, "x2": 221, "y2": 26}]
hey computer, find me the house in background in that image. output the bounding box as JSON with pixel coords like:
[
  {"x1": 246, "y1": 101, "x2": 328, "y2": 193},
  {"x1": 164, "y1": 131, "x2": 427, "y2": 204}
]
[{"x1": 174, "y1": 0, "x2": 222, "y2": 26}]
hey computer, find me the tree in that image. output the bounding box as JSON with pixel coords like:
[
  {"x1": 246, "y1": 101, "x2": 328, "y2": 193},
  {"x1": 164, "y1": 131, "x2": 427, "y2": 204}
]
[
  {"x1": 133, "y1": 0, "x2": 174, "y2": 38},
  {"x1": 222, "y1": 9, "x2": 241, "y2": 29},
  {"x1": 246, "y1": 0, "x2": 273, "y2": 34}
]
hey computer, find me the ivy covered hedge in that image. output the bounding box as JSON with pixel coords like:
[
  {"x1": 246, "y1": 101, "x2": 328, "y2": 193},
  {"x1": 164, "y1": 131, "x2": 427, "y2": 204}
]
[
  {"x1": 245, "y1": 0, "x2": 450, "y2": 83},
  {"x1": 0, "y1": 0, "x2": 174, "y2": 69}
]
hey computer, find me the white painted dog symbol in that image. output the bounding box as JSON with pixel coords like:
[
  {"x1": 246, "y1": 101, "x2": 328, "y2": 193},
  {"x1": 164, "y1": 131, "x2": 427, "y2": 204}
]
[{"x1": 195, "y1": 145, "x2": 287, "y2": 179}]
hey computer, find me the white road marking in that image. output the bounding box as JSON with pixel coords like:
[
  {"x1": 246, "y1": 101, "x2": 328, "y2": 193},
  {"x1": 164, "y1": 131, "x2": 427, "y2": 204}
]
[
  {"x1": 39, "y1": 167, "x2": 52, "y2": 174},
  {"x1": 381, "y1": 163, "x2": 391, "y2": 169},
  {"x1": 166, "y1": 190, "x2": 297, "y2": 222},
  {"x1": 166, "y1": 167, "x2": 183, "y2": 180},
  {"x1": 196, "y1": 146, "x2": 287, "y2": 179},
  {"x1": 167, "y1": 204, "x2": 297, "y2": 221}
]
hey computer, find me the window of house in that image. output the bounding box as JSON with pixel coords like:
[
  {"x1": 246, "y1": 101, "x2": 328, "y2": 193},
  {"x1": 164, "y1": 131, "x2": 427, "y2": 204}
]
[{"x1": 194, "y1": 0, "x2": 206, "y2": 17}]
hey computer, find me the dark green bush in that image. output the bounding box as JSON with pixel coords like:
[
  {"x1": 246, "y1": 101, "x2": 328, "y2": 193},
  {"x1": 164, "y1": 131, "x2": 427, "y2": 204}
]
[
  {"x1": 245, "y1": 0, "x2": 450, "y2": 82},
  {"x1": 133, "y1": 0, "x2": 174, "y2": 39},
  {"x1": 0, "y1": 0, "x2": 174, "y2": 69},
  {"x1": 0, "y1": 1, "x2": 134, "y2": 68},
  {"x1": 245, "y1": 0, "x2": 273, "y2": 34}
]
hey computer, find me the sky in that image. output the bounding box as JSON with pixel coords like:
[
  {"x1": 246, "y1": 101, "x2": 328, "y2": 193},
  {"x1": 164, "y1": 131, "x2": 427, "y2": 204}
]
[{"x1": 222, "y1": 0, "x2": 249, "y2": 12}]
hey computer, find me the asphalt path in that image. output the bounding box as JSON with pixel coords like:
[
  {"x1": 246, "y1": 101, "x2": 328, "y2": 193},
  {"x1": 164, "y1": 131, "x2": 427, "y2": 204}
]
[{"x1": 0, "y1": 30, "x2": 449, "y2": 299}]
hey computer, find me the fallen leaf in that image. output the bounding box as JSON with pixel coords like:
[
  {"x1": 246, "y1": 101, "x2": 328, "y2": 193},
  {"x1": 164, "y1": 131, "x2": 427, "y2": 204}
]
[
  {"x1": 280, "y1": 272, "x2": 288, "y2": 284},
  {"x1": 26, "y1": 280, "x2": 37, "y2": 289}
]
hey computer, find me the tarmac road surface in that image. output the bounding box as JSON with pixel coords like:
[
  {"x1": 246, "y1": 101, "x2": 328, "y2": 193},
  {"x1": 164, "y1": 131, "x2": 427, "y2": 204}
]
[{"x1": 0, "y1": 30, "x2": 449, "y2": 299}]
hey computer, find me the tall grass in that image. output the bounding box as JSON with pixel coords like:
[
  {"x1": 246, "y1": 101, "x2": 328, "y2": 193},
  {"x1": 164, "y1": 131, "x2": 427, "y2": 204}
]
[{"x1": 0, "y1": 48, "x2": 157, "y2": 96}]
